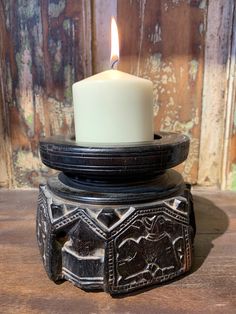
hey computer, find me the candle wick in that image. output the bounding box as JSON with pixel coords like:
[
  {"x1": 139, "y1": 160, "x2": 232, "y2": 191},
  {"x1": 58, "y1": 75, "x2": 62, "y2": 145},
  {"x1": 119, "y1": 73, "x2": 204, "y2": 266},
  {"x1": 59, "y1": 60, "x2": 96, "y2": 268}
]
[{"x1": 111, "y1": 59, "x2": 119, "y2": 69}]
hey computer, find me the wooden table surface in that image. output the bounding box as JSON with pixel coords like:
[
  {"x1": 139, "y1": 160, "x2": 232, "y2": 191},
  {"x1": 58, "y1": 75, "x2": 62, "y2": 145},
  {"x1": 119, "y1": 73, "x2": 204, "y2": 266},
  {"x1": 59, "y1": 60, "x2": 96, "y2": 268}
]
[{"x1": 0, "y1": 189, "x2": 236, "y2": 314}]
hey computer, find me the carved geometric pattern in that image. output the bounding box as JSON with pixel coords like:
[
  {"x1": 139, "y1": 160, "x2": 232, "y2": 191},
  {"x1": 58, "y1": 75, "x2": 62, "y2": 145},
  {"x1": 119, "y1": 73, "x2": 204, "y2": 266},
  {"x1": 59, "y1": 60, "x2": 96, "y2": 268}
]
[
  {"x1": 97, "y1": 208, "x2": 120, "y2": 228},
  {"x1": 36, "y1": 184, "x2": 194, "y2": 294},
  {"x1": 36, "y1": 187, "x2": 50, "y2": 267},
  {"x1": 36, "y1": 186, "x2": 63, "y2": 282}
]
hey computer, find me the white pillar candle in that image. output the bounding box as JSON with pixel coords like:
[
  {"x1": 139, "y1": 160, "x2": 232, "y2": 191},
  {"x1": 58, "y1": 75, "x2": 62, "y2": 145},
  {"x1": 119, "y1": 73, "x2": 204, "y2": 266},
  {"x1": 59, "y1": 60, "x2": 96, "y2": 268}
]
[{"x1": 72, "y1": 69, "x2": 154, "y2": 144}]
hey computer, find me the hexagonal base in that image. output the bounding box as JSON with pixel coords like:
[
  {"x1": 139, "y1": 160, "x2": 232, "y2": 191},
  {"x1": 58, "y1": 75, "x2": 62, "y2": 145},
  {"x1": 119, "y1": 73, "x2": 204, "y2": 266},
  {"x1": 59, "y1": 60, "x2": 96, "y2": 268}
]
[{"x1": 36, "y1": 177, "x2": 195, "y2": 295}]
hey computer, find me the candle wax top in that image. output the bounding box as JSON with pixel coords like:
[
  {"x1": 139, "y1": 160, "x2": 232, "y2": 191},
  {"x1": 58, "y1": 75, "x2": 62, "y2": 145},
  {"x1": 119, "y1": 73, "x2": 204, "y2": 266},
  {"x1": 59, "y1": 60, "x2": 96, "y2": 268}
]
[{"x1": 73, "y1": 69, "x2": 152, "y2": 85}]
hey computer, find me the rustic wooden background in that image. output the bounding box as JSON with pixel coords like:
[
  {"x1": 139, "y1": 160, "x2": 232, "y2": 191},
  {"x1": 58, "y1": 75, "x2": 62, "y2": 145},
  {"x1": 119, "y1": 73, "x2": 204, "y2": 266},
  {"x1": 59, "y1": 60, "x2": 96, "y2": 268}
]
[{"x1": 0, "y1": 0, "x2": 235, "y2": 189}]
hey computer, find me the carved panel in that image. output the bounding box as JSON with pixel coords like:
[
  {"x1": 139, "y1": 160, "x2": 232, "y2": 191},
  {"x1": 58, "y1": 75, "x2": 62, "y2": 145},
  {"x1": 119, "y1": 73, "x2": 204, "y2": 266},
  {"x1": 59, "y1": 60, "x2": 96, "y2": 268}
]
[{"x1": 106, "y1": 207, "x2": 192, "y2": 294}]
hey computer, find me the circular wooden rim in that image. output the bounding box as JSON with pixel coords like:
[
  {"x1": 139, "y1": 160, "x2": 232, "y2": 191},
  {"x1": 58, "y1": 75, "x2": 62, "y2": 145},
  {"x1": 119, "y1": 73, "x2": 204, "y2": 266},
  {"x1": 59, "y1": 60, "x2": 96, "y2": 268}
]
[{"x1": 40, "y1": 132, "x2": 189, "y2": 176}]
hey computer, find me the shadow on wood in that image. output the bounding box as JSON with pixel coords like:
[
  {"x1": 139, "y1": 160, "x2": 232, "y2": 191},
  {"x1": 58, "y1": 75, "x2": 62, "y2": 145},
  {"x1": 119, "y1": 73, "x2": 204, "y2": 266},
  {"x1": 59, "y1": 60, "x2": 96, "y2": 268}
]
[{"x1": 191, "y1": 195, "x2": 229, "y2": 272}]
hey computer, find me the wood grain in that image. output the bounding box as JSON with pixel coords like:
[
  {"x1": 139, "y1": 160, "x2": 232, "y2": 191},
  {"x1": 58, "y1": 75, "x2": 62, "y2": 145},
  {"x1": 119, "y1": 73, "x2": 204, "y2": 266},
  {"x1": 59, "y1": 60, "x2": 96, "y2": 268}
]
[
  {"x1": 0, "y1": 0, "x2": 92, "y2": 188},
  {"x1": 0, "y1": 189, "x2": 236, "y2": 313},
  {"x1": 198, "y1": 0, "x2": 235, "y2": 187},
  {"x1": 116, "y1": 0, "x2": 207, "y2": 184},
  {"x1": 225, "y1": 2, "x2": 236, "y2": 190},
  {"x1": 229, "y1": 97, "x2": 236, "y2": 189},
  {"x1": 92, "y1": 0, "x2": 117, "y2": 73},
  {"x1": 0, "y1": 1, "x2": 13, "y2": 188}
]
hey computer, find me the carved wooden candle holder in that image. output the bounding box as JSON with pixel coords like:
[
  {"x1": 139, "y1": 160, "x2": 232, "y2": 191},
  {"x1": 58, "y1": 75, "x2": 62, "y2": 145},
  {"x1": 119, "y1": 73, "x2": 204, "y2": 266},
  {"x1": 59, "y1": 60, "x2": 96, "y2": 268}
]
[{"x1": 36, "y1": 132, "x2": 195, "y2": 295}]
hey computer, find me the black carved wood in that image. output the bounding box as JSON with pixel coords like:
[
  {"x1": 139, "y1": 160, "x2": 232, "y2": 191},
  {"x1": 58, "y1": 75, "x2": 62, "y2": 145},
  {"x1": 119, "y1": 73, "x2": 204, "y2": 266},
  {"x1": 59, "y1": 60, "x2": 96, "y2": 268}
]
[
  {"x1": 37, "y1": 181, "x2": 195, "y2": 294},
  {"x1": 36, "y1": 131, "x2": 195, "y2": 295},
  {"x1": 39, "y1": 132, "x2": 189, "y2": 180}
]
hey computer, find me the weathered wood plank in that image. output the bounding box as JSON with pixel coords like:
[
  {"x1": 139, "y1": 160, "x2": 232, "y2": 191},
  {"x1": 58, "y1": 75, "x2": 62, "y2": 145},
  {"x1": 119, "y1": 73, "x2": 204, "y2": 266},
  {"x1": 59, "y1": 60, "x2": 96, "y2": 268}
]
[
  {"x1": 0, "y1": 0, "x2": 92, "y2": 188},
  {"x1": 223, "y1": 3, "x2": 236, "y2": 190},
  {"x1": 92, "y1": 0, "x2": 117, "y2": 73},
  {"x1": 198, "y1": 0, "x2": 235, "y2": 187},
  {"x1": 229, "y1": 97, "x2": 236, "y2": 189},
  {"x1": 0, "y1": 1, "x2": 14, "y2": 188},
  {"x1": 116, "y1": 0, "x2": 207, "y2": 184}
]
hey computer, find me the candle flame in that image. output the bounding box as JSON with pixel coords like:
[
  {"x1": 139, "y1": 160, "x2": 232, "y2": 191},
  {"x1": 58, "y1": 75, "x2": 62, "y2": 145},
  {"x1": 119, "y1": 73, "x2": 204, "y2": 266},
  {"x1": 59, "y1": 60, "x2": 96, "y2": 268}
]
[{"x1": 110, "y1": 17, "x2": 119, "y2": 69}]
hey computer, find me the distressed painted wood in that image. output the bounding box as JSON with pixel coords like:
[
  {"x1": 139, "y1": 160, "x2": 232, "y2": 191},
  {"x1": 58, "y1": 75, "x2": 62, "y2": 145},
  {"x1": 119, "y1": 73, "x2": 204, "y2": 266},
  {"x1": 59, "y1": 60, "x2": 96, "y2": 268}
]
[
  {"x1": 229, "y1": 97, "x2": 236, "y2": 190},
  {"x1": 0, "y1": 0, "x2": 92, "y2": 188},
  {"x1": 0, "y1": 0, "x2": 236, "y2": 189},
  {"x1": 225, "y1": 88, "x2": 236, "y2": 190},
  {"x1": 92, "y1": 0, "x2": 117, "y2": 73},
  {"x1": 222, "y1": 3, "x2": 236, "y2": 191},
  {"x1": 0, "y1": 1, "x2": 13, "y2": 188},
  {"x1": 116, "y1": 0, "x2": 207, "y2": 184},
  {"x1": 198, "y1": 0, "x2": 235, "y2": 187}
]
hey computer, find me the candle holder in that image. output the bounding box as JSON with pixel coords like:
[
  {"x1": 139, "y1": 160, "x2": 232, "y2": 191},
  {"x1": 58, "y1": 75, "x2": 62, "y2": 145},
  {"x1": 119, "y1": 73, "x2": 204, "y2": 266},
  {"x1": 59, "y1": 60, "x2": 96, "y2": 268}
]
[{"x1": 36, "y1": 132, "x2": 195, "y2": 295}]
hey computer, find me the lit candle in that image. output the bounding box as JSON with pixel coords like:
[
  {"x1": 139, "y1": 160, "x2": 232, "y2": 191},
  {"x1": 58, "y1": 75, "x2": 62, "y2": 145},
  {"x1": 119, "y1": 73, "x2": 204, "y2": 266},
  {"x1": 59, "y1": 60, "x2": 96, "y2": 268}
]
[{"x1": 73, "y1": 17, "x2": 154, "y2": 144}]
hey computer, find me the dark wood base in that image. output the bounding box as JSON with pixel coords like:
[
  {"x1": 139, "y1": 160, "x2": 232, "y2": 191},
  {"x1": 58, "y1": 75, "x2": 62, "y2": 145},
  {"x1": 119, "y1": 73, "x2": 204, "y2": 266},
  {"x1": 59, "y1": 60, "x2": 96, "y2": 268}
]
[{"x1": 36, "y1": 170, "x2": 195, "y2": 295}]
